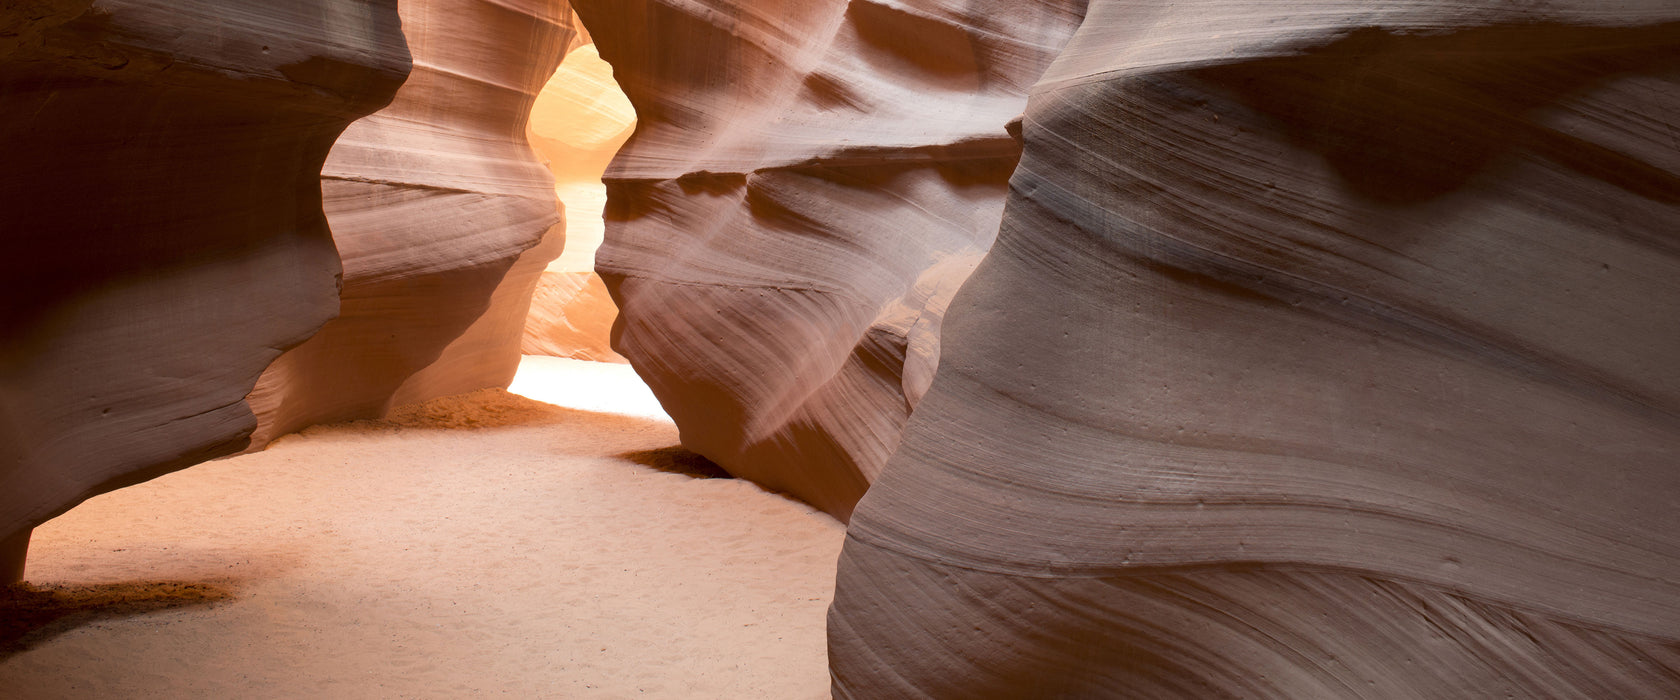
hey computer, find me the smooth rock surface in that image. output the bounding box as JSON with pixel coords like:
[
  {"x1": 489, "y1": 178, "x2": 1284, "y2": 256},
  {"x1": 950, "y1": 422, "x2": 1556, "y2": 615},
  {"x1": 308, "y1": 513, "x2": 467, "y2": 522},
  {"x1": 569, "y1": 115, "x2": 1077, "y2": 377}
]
[
  {"x1": 832, "y1": 4, "x2": 1680, "y2": 696},
  {"x1": 0, "y1": 0, "x2": 408, "y2": 580},
  {"x1": 572, "y1": 0, "x2": 1087, "y2": 519},
  {"x1": 245, "y1": 0, "x2": 576, "y2": 447}
]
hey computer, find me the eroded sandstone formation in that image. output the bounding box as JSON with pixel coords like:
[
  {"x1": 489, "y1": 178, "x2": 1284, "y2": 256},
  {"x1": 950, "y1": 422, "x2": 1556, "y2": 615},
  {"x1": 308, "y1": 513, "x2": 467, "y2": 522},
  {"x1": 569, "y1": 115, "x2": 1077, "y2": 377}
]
[
  {"x1": 571, "y1": 0, "x2": 1087, "y2": 519},
  {"x1": 244, "y1": 0, "x2": 578, "y2": 446},
  {"x1": 521, "y1": 41, "x2": 634, "y2": 364},
  {"x1": 831, "y1": 4, "x2": 1680, "y2": 696},
  {"x1": 0, "y1": 0, "x2": 409, "y2": 581}
]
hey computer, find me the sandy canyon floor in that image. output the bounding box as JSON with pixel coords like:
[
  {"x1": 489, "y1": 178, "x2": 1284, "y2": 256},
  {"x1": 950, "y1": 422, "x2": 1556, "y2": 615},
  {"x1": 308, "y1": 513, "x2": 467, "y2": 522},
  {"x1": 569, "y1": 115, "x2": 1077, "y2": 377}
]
[{"x1": 0, "y1": 357, "x2": 844, "y2": 698}]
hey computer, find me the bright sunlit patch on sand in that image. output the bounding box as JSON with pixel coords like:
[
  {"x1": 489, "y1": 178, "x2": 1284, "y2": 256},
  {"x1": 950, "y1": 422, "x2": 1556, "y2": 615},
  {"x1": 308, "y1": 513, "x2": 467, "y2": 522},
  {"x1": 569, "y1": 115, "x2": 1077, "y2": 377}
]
[
  {"x1": 5, "y1": 363, "x2": 839, "y2": 697},
  {"x1": 507, "y1": 355, "x2": 671, "y2": 422}
]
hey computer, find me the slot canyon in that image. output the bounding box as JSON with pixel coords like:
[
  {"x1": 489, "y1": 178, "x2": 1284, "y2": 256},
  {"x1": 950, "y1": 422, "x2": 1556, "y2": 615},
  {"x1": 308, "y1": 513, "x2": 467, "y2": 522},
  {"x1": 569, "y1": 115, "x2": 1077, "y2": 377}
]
[{"x1": 2, "y1": 0, "x2": 1677, "y2": 697}]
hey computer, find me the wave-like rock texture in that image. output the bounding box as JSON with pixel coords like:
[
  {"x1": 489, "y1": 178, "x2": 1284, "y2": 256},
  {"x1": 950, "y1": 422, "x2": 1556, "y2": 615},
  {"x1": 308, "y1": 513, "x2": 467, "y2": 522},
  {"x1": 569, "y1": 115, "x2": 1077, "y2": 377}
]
[
  {"x1": 245, "y1": 0, "x2": 577, "y2": 446},
  {"x1": 0, "y1": 1, "x2": 408, "y2": 581},
  {"x1": 571, "y1": 0, "x2": 1086, "y2": 519},
  {"x1": 832, "y1": 3, "x2": 1680, "y2": 697}
]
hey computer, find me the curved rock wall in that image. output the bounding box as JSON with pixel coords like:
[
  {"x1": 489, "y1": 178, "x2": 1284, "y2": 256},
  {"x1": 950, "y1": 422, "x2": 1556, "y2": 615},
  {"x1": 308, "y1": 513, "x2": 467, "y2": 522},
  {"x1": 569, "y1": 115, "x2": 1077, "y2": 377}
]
[
  {"x1": 0, "y1": 0, "x2": 409, "y2": 580},
  {"x1": 831, "y1": 3, "x2": 1680, "y2": 696},
  {"x1": 571, "y1": 0, "x2": 1087, "y2": 519},
  {"x1": 244, "y1": 0, "x2": 576, "y2": 446}
]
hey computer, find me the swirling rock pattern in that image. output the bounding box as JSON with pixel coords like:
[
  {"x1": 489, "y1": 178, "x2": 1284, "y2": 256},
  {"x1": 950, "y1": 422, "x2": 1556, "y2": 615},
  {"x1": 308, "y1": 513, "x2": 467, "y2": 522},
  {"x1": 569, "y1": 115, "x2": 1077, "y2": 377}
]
[
  {"x1": 0, "y1": 0, "x2": 408, "y2": 581},
  {"x1": 244, "y1": 0, "x2": 576, "y2": 446},
  {"x1": 572, "y1": 0, "x2": 1086, "y2": 519},
  {"x1": 832, "y1": 2, "x2": 1680, "y2": 696}
]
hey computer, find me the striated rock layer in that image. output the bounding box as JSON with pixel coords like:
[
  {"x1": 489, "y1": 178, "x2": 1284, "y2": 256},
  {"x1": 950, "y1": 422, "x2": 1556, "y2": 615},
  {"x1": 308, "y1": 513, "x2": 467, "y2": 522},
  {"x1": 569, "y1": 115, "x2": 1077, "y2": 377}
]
[
  {"x1": 0, "y1": 1, "x2": 408, "y2": 581},
  {"x1": 245, "y1": 0, "x2": 577, "y2": 446},
  {"x1": 832, "y1": 3, "x2": 1680, "y2": 696},
  {"x1": 572, "y1": 0, "x2": 1087, "y2": 519}
]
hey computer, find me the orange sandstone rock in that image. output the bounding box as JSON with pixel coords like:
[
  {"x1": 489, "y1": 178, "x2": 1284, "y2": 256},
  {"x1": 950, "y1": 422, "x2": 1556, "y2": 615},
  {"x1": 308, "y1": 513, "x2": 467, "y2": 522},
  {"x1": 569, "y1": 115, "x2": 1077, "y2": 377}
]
[
  {"x1": 245, "y1": 0, "x2": 577, "y2": 446},
  {"x1": 521, "y1": 41, "x2": 635, "y2": 363}
]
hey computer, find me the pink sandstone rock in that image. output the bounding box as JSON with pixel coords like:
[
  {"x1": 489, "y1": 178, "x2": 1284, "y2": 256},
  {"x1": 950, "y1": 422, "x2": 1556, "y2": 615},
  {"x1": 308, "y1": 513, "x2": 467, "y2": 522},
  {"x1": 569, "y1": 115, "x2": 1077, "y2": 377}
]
[
  {"x1": 830, "y1": 4, "x2": 1680, "y2": 696},
  {"x1": 0, "y1": 0, "x2": 408, "y2": 581},
  {"x1": 244, "y1": 0, "x2": 576, "y2": 447},
  {"x1": 571, "y1": 0, "x2": 1087, "y2": 519}
]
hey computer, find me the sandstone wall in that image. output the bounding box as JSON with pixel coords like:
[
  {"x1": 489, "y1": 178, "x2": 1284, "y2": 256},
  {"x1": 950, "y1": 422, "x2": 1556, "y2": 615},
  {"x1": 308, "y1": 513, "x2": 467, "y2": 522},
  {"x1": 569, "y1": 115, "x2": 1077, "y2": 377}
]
[
  {"x1": 831, "y1": 3, "x2": 1680, "y2": 696},
  {"x1": 571, "y1": 0, "x2": 1087, "y2": 519},
  {"x1": 245, "y1": 0, "x2": 577, "y2": 446},
  {"x1": 0, "y1": 0, "x2": 409, "y2": 581}
]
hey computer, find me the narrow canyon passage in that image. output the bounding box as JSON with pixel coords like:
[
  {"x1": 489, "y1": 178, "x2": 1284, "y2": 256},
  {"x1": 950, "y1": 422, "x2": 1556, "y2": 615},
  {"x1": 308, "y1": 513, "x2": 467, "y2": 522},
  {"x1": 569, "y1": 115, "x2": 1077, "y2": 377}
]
[
  {"x1": 520, "y1": 41, "x2": 637, "y2": 364},
  {"x1": 7, "y1": 1, "x2": 1676, "y2": 696},
  {"x1": 0, "y1": 359, "x2": 841, "y2": 699}
]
